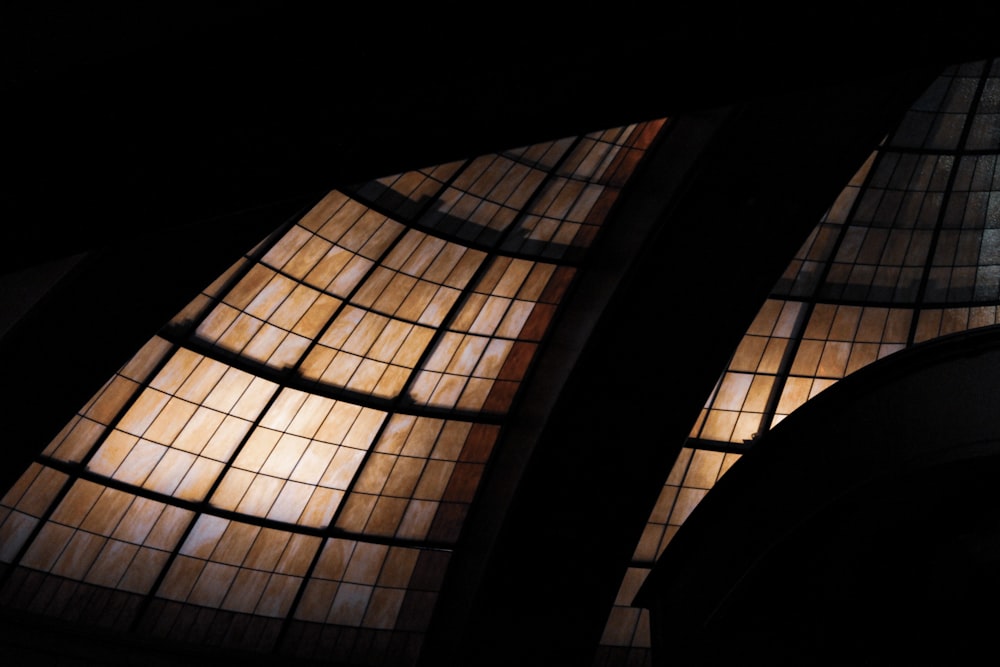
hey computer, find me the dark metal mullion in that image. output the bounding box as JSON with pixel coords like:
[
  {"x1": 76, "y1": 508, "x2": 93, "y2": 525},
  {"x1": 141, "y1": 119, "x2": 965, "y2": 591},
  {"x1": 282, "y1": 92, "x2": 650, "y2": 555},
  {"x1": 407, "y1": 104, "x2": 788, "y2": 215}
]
[
  {"x1": 907, "y1": 67, "x2": 992, "y2": 345},
  {"x1": 749, "y1": 302, "x2": 813, "y2": 442},
  {"x1": 349, "y1": 193, "x2": 588, "y2": 269},
  {"x1": 683, "y1": 437, "x2": 754, "y2": 455},
  {"x1": 156, "y1": 330, "x2": 503, "y2": 425},
  {"x1": 876, "y1": 145, "x2": 999, "y2": 158},
  {"x1": 33, "y1": 455, "x2": 454, "y2": 552},
  {"x1": 737, "y1": 293, "x2": 1000, "y2": 312}
]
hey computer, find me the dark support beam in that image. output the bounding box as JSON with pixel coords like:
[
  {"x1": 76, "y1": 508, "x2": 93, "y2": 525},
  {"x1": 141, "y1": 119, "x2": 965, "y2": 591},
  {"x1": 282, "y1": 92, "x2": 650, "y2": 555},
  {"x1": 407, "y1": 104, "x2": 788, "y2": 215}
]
[{"x1": 434, "y1": 67, "x2": 943, "y2": 667}]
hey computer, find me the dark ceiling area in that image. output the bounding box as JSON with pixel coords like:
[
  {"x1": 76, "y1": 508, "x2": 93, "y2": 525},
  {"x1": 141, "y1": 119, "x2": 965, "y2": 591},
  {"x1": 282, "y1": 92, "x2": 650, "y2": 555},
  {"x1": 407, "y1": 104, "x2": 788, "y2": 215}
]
[
  {"x1": 6, "y1": 6, "x2": 1000, "y2": 666},
  {"x1": 4, "y1": 5, "x2": 1000, "y2": 273}
]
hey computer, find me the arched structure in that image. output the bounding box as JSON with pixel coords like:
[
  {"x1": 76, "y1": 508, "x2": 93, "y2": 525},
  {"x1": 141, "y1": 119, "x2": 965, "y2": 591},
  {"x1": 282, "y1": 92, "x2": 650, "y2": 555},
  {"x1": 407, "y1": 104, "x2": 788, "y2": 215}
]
[{"x1": 637, "y1": 326, "x2": 1000, "y2": 665}]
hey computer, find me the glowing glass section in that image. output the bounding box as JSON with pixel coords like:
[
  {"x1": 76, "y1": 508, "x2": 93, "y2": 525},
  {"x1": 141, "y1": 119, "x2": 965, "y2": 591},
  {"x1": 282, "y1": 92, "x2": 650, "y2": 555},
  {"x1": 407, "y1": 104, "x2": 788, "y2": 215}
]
[
  {"x1": 87, "y1": 351, "x2": 280, "y2": 502},
  {"x1": 596, "y1": 59, "x2": 1000, "y2": 667},
  {"x1": 0, "y1": 118, "x2": 666, "y2": 665}
]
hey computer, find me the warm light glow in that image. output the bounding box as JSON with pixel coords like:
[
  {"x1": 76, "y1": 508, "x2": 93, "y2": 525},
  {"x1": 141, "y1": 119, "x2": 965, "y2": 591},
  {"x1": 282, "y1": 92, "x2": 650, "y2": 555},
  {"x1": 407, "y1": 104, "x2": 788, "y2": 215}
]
[{"x1": 0, "y1": 119, "x2": 666, "y2": 665}]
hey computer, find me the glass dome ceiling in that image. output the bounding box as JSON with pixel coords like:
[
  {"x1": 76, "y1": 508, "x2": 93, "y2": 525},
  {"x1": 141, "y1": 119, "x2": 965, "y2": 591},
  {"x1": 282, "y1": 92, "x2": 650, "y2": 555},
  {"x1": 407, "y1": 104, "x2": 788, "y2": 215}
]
[{"x1": 0, "y1": 121, "x2": 666, "y2": 665}]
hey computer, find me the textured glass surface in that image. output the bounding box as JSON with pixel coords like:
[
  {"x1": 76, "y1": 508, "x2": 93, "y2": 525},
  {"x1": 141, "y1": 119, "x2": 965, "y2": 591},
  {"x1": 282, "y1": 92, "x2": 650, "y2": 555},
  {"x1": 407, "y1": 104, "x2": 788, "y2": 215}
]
[{"x1": 0, "y1": 118, "x2": 667, "y2": 666}]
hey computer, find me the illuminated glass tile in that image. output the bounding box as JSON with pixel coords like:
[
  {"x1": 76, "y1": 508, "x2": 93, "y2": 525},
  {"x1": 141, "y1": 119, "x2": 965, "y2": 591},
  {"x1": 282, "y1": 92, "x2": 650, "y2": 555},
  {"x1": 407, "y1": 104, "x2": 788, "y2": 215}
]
[
  {"x1": 86, "y1": 353, "x2": 279, "y2": 502},
  {"x1": 211, "y1": 391, "x2": 386, "y2": 526}
]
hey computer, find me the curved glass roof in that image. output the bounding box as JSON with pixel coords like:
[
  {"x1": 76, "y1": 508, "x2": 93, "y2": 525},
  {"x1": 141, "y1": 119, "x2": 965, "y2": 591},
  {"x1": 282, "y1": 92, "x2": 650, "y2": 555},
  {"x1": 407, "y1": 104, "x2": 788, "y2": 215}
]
[
  {"x1": 596, "y1": 58, "x2": 1000, "y2": 667},
  {"x1": 8, "y1": 52, "x2": 1000, "y2": 667},
  {"x1": 0, "y1": 121, "x2": 666, "y2": 664}
]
